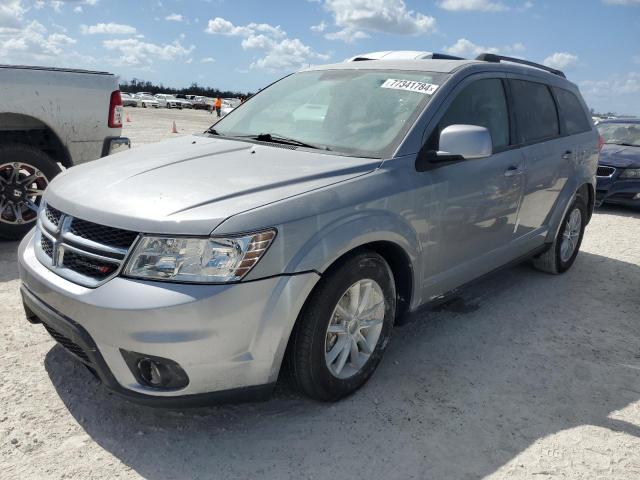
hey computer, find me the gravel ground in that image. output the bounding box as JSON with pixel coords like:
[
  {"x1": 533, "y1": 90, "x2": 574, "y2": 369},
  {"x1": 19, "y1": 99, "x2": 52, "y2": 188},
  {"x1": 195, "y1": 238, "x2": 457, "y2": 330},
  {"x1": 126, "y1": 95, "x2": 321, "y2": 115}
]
[{"x1": 1, "y1": 108, "x2": 640, "y2": 479}]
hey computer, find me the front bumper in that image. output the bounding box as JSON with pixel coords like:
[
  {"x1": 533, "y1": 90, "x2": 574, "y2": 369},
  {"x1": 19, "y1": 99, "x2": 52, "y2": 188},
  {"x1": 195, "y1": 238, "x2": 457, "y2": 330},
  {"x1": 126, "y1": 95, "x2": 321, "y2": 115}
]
[
  {"x1": 18, "y1": 231, "x2": 319, "y2": 405},
  {"x1": 596, "y1": 174, "x2": 640, "y2": 207}
]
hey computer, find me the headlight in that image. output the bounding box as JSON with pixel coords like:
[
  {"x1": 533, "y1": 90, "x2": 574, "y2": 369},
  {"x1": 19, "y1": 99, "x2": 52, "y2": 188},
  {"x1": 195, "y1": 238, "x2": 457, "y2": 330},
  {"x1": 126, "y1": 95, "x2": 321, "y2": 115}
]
[
  {"x1": 123, "y1": 229, "x2": 276, "y2": 283},
  {"x1": 619, "y1": 168, "x2": 640, "y2": 179}
]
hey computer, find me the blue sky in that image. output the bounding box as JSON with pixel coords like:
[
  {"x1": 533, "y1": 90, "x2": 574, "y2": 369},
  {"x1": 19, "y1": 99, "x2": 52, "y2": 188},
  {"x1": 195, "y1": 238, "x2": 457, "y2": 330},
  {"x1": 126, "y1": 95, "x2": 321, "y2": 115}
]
[{"x1": 1, "y1": 0, "x2": 639, "y2": 115}]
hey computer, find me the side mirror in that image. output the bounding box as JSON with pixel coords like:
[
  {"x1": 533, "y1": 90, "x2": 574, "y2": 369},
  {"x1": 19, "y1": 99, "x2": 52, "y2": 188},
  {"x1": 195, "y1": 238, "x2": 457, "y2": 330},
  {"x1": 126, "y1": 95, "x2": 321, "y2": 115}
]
[{"x1": 416, "y1": 124, "x2": 493, "y2": 172}]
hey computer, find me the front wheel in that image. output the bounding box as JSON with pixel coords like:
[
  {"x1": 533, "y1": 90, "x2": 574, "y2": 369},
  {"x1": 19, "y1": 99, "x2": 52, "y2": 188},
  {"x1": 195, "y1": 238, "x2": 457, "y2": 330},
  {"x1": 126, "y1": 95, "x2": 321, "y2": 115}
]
[
  {"x1": 290, "y1": 251, "x2": 396, "y2": 401},
  {"x1": 532, "y1": 193, "x2": 587, "y2": 274},
  {"x1": 0, "y1": 144, "x2": 61, "y2": 240}
]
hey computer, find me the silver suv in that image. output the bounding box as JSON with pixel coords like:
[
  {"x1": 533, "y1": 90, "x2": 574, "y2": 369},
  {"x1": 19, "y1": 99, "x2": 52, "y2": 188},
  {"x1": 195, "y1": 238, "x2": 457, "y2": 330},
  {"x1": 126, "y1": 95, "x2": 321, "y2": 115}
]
[{"x1": 18, "y1": 54, "x2": 598, "y2": 405}]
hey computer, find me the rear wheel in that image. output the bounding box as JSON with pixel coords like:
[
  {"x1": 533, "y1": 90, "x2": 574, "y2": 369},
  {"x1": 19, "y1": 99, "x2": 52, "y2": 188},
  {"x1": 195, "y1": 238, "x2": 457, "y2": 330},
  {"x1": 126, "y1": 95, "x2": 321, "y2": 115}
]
[
  {"x1": 532, "y1": 193, "x2": 587, "y2": 274},
  {"x1": 0, "y1": 144, "x2": 61, "y2": 240},
  {"x1": 290, "y1": 251, "x2": 396, "y2": 401}
]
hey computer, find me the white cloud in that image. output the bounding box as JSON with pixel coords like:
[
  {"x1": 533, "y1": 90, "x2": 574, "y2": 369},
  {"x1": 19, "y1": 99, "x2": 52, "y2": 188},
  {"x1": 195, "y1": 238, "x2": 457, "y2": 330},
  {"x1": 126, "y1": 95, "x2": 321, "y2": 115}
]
[
  {"x1": 73, "y1": 5, "x2": 82, "y2": 12},
  {"x1": 444, "y1": 38, "x2": 525, "y2": 58},
  {"x1": 319, "y1": 0, "x2": 437, "y2": 43},
  {"x1": 205, "y1": 17, "x2": 327, "y2": 71},
  {"x1": 102, "y1": 38, "x2": 194, "y2": 67},
  {"x1": 165, "y1": 13, "x2": 184, "y2": 22},
  {"x1": 311, "y1": 21, "x2": 327, "y2": 32},
  {"x1": 580, "y1": 73, "x2": 640, "y2": 97},
  {"x1": 80, "y1": 23, "x2": 137, "y2": 35},
  {"x1": 200, "y1": 56, "x2": 215, "y2": 63},
  {"x1": 0, "y1": 0, "x2": 25, "y2": 29},
  {"x1": 602, "y1": 0, "x2": 640, "y2": 5},
  {"x1": 205, "y1": 18, "x2": 286, "y2": 38},
  {"x1": 0, "y1": 19, "x2": 82, "y2": 63},
  {"x1": 543, "y1": 52, "x2": 578, "y2": 70},
  {"x1": 438, "y1": 0, "x2": 507, "y2": 11}
]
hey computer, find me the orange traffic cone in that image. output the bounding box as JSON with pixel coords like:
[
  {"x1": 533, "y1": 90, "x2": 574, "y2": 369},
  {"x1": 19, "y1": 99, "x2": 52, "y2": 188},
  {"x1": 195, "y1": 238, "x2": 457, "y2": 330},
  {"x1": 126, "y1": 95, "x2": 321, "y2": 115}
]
[
  {"x1": 171, "y1": 121, "x2": 178, "y2": 133},
  {"x1": 126, "y1": 113, "x2": 131, "y2": 122}
]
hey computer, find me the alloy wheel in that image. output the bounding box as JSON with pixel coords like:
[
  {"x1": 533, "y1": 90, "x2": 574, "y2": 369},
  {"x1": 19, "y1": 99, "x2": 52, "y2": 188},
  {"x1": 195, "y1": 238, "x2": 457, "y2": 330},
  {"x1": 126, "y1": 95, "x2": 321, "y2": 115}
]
[
  {"x1": 0, "y1": 162, "x2": 48, "y2": 226},
  {"x1": 560, "y1": 207, "x2": 582, "y2": 263},
  {"x1": 324, "y1": 279, "x2": 386, "y2": 379}
]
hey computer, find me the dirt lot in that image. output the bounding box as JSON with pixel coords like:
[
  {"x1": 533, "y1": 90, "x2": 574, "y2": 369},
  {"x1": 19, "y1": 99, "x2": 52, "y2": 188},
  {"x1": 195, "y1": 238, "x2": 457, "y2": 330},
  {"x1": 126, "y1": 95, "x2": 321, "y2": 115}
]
[
  {"x1": 2, "y1": 108, "x2": 640, "y2": 479},
  {"x1": 122, "y1": 105, "x2": 216, "y2": 147}
]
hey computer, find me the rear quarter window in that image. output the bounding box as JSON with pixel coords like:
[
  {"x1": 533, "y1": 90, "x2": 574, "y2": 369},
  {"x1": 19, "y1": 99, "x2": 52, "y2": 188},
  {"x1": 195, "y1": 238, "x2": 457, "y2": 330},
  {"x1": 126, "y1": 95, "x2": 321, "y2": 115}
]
[
  {"x1": 510, "y1": 79, "x2": 559, "y2": 144},
  {"x1": 553, "y1": 88, "x2": 592, "y2": 135}
]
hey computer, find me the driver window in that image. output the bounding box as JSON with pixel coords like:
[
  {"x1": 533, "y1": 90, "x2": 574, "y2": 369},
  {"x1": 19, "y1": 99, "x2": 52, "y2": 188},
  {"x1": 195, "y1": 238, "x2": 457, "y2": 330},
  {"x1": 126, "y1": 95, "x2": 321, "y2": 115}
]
[{"x1": 428, "y1": 78, "x2": 510, "y2": 152}]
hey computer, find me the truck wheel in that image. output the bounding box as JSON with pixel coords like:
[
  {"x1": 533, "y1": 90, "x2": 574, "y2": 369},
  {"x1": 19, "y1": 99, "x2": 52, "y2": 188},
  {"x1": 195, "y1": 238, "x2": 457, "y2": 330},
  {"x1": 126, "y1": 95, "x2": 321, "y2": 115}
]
[
  {"x1": 290, "y1": 251, "x2": 396, "y2": 401},
  {"x1": 0, "y1": 144, "x2": 61, "y2": 240},
  {"x1": 532, "y1": 193, "x2": 587, "y2": 274}
]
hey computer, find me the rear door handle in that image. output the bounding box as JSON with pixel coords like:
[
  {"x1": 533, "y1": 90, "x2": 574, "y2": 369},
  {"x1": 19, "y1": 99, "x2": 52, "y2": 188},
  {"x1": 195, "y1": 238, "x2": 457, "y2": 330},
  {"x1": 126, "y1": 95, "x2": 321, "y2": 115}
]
[
  {"x1": 562, "y1": 150, "x2": 573, "y2": 160},
  {"x1": 504, "y1": 166, "x2": 523, "y2": 177}
]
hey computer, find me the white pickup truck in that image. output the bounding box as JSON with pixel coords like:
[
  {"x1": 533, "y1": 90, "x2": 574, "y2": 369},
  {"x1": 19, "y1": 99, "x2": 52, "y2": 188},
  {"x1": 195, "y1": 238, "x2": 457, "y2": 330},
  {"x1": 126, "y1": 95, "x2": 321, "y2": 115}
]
[{"x1": 0, "y1": 65, "x2": 129, "y2": 240}]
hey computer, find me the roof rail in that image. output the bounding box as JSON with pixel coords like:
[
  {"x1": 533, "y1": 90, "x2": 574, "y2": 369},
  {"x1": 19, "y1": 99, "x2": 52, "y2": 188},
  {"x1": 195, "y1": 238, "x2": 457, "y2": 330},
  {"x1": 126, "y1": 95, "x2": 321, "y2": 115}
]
[
  {"x1": 346, "y1": 51, "x2": 465, "y2": 62},
  {"x1": 475, "y1": 53, "x2": 566, "y2": 78}
]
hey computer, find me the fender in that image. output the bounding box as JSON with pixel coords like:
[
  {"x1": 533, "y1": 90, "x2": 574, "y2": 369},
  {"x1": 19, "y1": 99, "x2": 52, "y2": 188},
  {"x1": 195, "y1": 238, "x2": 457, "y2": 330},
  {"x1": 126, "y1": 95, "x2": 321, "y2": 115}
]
[{"x1": 287, "y1": 209, "x2": 421, "y2": 292}]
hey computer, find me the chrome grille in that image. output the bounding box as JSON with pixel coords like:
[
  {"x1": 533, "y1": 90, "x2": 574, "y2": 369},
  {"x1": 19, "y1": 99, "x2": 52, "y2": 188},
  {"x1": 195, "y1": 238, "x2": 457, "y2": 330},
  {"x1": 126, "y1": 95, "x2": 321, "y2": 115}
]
[
  {"x1": 597, "y1": 166, "x2": 616, "y2": 177},
  {"x1": 34, "y1": 203, "x2": 140, "y2": 288}
]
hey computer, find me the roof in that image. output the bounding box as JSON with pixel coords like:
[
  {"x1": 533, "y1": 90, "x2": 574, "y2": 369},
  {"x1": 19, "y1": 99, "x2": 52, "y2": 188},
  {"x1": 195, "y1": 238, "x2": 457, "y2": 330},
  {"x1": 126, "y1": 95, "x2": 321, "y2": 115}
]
[
  {"x1": 307, "y1": 59, "x2": 479, "y2": 74},
  {"x1": 305, "y1": 57, "x2": 577, "y2": 88}
]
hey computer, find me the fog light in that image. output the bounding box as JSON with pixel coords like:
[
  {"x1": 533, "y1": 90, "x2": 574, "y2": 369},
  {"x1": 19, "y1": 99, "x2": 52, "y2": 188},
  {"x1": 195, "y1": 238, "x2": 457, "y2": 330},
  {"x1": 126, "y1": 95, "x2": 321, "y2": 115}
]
[
  {"x1": 120, "y1": 349, "x2": 189, "y2": 390},
  {"x1": 137, "y1": 358, "x2": 169, "y2": 387}
]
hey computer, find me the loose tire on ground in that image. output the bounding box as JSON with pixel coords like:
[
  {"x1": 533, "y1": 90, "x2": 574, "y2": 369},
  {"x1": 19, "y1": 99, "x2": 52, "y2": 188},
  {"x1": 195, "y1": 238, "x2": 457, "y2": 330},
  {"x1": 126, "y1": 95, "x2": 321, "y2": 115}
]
[
  {"x1": 0, "y1": 144, "x2": 61, "y2": 240},
  {"x1": 290, "y1": 251, "x2": 396, "y2": 401},
  {"x1": 532, "y1": 193, "x2": 587, "y2": 274}
]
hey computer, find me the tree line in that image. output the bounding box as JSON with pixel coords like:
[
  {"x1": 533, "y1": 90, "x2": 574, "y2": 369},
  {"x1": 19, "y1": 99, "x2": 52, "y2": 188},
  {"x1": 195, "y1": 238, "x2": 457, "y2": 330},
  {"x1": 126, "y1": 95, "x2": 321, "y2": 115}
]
[{"x1": 119, "y1": 78, "x2": 252, "y2": 98}]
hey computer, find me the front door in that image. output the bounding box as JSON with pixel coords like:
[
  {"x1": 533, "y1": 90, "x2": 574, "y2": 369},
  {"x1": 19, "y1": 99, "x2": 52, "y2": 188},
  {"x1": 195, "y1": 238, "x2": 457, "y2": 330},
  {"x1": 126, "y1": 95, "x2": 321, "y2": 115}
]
[{"x1": 420, "y1": 76, "x2": 524, "y2": 297}]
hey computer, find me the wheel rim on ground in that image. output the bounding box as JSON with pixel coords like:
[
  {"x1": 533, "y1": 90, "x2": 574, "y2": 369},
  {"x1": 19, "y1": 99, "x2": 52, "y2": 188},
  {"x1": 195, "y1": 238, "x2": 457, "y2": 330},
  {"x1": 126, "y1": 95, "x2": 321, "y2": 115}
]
[
  {"x1": 324, "y1": 279, "x2": 386, "y2": 379},
  {"x1": 0, "y1": 162, "x2": 48, "y2": 226},
  {"x1": 560, "y1": 207, "x2": 582, "y2": 263}
]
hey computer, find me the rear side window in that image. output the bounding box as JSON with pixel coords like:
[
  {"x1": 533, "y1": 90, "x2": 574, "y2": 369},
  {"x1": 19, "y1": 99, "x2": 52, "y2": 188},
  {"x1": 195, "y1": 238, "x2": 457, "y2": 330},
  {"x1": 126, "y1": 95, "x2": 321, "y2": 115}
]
[
  {"x1": 510, "y1": 80, "x2": 559, "y2": 144},
  {"x1": 554, "y1": 88, "x2": 591, "y2": 135},
  {"x1": 435, "y1": 78, "x2": 510, "y2": 151}
]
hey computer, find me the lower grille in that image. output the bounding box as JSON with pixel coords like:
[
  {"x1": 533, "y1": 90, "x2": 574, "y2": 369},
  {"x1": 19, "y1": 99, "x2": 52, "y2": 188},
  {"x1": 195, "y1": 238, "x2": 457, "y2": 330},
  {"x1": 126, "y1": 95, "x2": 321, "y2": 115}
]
[
  {"x1": 597, "y1": 166, "x2": 616, "y2": 177},
  {"x1": 42, "y1": 323, "x2": 91, "y2": 363}
]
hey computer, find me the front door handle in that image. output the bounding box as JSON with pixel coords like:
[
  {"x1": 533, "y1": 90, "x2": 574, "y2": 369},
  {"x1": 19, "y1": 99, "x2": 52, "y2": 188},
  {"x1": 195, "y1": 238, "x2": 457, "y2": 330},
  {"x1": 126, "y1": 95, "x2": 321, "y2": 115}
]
[
  {"x1": 562, "y1": 150, "x2": 573, "y2": 160},
  {"x1": 504, "y1": 166, "x2": 523, "y2": 177}
]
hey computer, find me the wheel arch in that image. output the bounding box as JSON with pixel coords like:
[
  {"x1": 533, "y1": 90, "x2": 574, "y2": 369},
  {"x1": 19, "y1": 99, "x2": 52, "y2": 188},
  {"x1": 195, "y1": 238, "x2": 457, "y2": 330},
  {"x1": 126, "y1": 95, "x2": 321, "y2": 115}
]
[{"x1": 0, "y1": 113, "x2": 71, "y2": 167}]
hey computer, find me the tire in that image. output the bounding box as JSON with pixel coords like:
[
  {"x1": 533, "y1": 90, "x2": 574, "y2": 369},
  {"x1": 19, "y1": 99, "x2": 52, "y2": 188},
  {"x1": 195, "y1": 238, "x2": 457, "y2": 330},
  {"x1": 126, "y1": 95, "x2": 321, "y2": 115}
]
[
  {"x1": 532, "y1": 193, "x2": 587, "y2": 274},
  {"x1": 290, "y1": 251, "x2": 396, "y2": 401},
  {"x1": 0, "y1": 144, "x2": 61, "y2": 240}
]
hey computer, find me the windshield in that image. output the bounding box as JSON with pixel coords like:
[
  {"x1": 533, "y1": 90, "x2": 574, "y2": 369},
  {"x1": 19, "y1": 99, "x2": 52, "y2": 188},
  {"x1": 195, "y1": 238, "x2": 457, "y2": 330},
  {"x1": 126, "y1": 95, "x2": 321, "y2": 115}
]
[
  {"x1": 211, "y1": 69, "x2": 448, "y2": 157},
  {"x1": 597, "y1": 122, "x2": 640, "y2": 147}
]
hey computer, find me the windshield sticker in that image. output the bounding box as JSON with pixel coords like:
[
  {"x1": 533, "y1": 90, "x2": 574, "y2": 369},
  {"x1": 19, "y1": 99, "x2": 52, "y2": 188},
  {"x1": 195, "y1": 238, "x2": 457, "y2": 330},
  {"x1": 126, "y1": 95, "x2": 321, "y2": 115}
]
[{"x1": 381, "y1": 79, "x2": 439, "y2": 95}]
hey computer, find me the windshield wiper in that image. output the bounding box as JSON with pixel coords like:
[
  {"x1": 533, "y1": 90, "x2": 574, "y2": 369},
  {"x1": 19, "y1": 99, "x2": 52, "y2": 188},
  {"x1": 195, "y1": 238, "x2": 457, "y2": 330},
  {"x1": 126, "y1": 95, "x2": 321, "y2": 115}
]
[
  {"x1": 247, "y1": 133, "x2": 331, "y2": 151},
  {"x1": 205, "y1": 127, "x2": 223, "y2": 135},
  {"x1": 612, "y1": 142, "x2": 639, "y2": 147}
]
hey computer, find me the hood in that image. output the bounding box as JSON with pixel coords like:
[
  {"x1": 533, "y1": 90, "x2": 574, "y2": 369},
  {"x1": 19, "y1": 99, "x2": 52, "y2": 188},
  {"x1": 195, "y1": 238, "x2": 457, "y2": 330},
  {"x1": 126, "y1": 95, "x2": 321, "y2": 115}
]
[
  {"x1": 599, "y1": 144, "x2": 640, "y2": 169},
  {"x1": 45, "y1": 135, "x2": 380, "y2": 235}
]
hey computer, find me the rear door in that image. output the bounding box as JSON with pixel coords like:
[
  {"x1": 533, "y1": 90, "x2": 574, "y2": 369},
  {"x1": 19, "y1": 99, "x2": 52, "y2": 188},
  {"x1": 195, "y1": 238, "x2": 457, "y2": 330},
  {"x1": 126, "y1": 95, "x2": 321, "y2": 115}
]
[{"x1": 507, "y1": 78, "x2": 570, "y2": 236}]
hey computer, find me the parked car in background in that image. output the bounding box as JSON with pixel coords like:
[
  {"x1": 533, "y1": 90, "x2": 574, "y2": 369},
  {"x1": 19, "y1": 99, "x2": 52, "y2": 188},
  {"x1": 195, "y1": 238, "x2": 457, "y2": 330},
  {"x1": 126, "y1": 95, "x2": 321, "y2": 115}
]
[
  {"x1": 174, "y1": 95, "x2": 193, "y2": 109},
  {"x1": 0, "y1": 65, "x2": 129, "y2": 240},
  {"x1": 134, "y1": 94, "x2": 159, "y2": 108},
  {"x1": 154, "y1": 94, "x2": 181, "y2": 109},
  {"x1": 595, "y1": 119, "x2": 640, "y2": 208},
  {"x1": 121, "y1": 92, "x2": 140, "y2": 107},
  {"x1": 220, "y1": 98, "x2": 239, "y2": 116},
  {"x1": 186, "y1": 95, "x2": 209, "y2": 110},
  {"x1": 18, "y1": 53, "x2": 597, "y2": 405}
]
